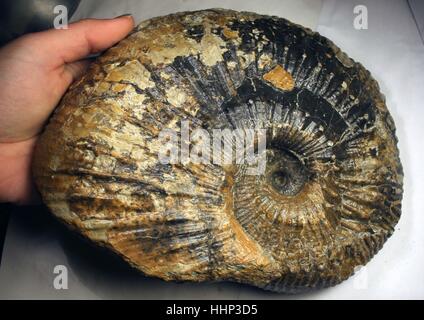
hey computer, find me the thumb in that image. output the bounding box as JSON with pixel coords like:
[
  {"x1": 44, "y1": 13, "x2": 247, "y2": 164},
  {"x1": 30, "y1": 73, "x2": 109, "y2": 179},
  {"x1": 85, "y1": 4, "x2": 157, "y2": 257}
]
[{"x1": 20, "y1": 15, "x2": 135, "y2": 68}]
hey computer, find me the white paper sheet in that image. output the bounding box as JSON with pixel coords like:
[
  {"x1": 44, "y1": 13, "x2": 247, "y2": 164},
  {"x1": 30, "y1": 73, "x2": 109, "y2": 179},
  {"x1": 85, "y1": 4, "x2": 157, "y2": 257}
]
[{"x1": 1, "y1": 0, "x2": 423, "y2": 299}]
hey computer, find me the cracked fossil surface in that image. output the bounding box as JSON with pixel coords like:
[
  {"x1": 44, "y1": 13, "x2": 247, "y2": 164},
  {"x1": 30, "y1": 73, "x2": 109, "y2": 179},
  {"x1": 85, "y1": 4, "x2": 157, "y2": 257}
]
[{"x1": 33, "y1": 9, "x2": 403, "y2": 293}]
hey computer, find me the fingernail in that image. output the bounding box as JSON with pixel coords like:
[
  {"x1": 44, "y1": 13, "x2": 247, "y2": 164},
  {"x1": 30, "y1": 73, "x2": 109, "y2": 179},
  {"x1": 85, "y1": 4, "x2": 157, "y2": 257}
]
[{"x1": 115, "y1": 14, "x2": 133, "y2": 19}]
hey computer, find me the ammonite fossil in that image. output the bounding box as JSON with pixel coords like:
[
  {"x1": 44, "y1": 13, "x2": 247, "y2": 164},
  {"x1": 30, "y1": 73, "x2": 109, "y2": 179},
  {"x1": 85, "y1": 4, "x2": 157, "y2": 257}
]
[{"x1": 33, "y1": 9, "x2": 403, "y2": 293}]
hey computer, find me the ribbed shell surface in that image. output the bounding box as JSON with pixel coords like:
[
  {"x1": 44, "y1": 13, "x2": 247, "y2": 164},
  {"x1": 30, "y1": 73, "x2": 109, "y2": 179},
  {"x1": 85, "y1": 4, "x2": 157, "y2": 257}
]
[{"x1": 33, "y1": 9, "x2": 403, "y2": 293}]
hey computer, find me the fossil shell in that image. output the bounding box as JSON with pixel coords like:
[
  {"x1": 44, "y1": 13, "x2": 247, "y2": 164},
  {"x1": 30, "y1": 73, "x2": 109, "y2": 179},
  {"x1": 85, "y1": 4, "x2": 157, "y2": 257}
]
[{"x1": 33, "y1": 9, "x2": 403, "y2": 293}]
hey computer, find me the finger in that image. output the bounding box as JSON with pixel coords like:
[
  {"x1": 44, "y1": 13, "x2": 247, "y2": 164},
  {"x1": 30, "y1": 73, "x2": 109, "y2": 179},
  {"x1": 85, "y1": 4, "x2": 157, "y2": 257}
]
[{"x1": 21, "y1": 16, "x2": 135, "y2": 68}]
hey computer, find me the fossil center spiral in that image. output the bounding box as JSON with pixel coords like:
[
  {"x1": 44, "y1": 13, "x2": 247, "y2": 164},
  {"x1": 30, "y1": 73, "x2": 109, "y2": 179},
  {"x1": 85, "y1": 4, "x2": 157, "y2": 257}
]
[{"x1": 265, "y1": 148, "x2": 309, "y2": 196}]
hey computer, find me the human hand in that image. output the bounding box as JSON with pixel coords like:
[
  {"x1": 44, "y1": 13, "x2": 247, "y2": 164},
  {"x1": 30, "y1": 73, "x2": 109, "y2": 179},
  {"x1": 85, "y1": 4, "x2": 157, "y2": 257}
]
[{"x1": 0, "y1": 16, "x2": 134, "y2": 204}]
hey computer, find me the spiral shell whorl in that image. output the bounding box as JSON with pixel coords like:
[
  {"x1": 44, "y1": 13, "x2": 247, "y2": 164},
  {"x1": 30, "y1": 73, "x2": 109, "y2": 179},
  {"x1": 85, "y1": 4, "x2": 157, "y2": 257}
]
[{"x1": 33, "y1": 9, "x2": 403, "y2": 293}]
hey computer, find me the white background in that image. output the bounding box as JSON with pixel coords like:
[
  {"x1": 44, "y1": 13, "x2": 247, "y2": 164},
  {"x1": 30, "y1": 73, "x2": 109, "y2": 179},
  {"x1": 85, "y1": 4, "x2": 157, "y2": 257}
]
[{"x1": 0, "y1": 0, "x2": 423, "y2": 299}]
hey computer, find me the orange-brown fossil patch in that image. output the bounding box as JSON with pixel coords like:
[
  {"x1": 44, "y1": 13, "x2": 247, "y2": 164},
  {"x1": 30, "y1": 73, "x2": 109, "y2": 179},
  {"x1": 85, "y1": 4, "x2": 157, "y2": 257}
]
[
  {"x1": 222, "y1": 26, "x2": 239, "y2": 39},
  {"x1": 263, "y1": 65, "x2": 295, "y2": 91}
]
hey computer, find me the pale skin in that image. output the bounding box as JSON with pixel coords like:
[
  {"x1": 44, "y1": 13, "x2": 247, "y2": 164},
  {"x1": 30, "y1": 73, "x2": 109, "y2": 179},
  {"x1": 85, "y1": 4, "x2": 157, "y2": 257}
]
[{"x1": 0, "y1": 16, "x2": 135, "y2": 204}]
